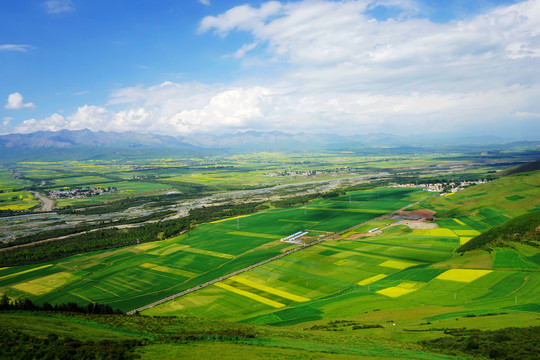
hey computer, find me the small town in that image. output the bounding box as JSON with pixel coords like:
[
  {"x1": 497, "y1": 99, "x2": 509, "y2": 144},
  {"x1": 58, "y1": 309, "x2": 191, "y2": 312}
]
[
  {"x1": 392, "y1": 179, "x2": 490, "y2": 193},
  {"x1": 46, "y1": 187, "x2": 118, "y2": 199}
]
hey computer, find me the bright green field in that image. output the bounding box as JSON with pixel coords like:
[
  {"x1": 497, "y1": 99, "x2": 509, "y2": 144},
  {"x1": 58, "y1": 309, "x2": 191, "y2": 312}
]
[
  {"x1": 0, "y1": 187, "x2": 427, "y2": 312},
  {"x1": 415, "y1": 170, "x2": 540, "y2": 231},
  {"x1": 148, "y1": 221, "x2": 538, "y2": 326},
  {"x1": 0, "y1": 168, "x2": 30, "y2": 191}
]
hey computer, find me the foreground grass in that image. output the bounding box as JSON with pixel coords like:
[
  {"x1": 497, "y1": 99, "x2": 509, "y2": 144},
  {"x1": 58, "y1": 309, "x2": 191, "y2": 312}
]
[{"x1": 0, "y1": 311, "x2": 475, "y2": 360}]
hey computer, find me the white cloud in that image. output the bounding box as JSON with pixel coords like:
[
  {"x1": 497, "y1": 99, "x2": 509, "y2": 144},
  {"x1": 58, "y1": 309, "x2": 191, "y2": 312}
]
[
  {"x1": 0, "y1": 44, "x2": 32, "y2": 52},
  {"x1": 515, "y1": 111, "x2": 540, "y2": 118},
  {"x1": 15, "y1": 81, "x2": 540, "y2": 136},
  {"x1": 43, "y1": 0, "x2": 74, "y2": 14},
  {"x1": 199, "y1": 0, "x2": 540, "y2": 93},
  {"x1": 229, "y1": 42, "x2": 258, "y2": 59},
  {"x1": 199, "y1": 1, "x2": 283, "y2": 35},
  {"x1": 15, "y1": 113, "x2": 66, "y2": 133},
  {"x1": 2, "y1": 117, "x2": 13, "y2": 127},
  {"x1": 198, "y1": 0, "x2": 211, "y2": 6},
  {"x1": 13, "y1": 1, "x2": 540, "y2": 138},
  {"x1": 5, "y1": 92, "x2": 36, "y2": 110}
]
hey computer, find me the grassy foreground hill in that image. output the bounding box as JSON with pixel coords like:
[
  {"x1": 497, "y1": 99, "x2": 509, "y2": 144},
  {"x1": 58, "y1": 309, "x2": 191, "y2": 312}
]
[{"x1": 2, "y1": 309, "x2": 538, "y2": 359}]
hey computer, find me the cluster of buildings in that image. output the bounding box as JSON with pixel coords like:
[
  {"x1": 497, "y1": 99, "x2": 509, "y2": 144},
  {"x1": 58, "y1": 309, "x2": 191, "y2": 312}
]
[
  {"x1": 439, "y1": 180, "x2": 490, "y2": 193},
  {"x1": 264, "y1": 168, "x2": 356, "y2": 177},
  {"x1": 280, "y1": 231, "x2": 308, "y2": 244},
  {"x1": 392, "y1": 179, "x2": 489, "y2": 194},
  {"x1": 47, "y1": 187, "x2": 118, "y2": 199}
]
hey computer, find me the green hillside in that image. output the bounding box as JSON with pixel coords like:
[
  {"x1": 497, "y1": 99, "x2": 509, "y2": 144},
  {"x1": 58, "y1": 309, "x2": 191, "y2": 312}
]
[
  {"x1": 497, "y1": 160, "x2": 540, "y2": 177},
  {"x1": 458, "y1": 210, "x2": 540, "y2": 253},
  {"x1": 1, "y1": 309, "x2": 538, "y2": 359}
]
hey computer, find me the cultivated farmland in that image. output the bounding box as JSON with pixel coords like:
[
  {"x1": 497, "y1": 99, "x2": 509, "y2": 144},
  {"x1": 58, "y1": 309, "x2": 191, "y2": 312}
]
[
  {"x1": 143, "y1": 172, "x2": 540, "y2": 330},
  {"x1": 0, "y1": 187, "x2": 431, "y2": 312}
]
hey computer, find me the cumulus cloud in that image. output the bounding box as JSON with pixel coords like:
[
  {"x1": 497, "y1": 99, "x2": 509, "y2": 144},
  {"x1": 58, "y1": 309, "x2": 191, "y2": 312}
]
[
  {"x1": 199, "y1": 1, "x2": 283, "y2": 35},
  {"x1": 14, "y1": 81, "x2": 540, "y2": 136},
  {"x1": 5, "y1": 92, "x2": 36, "y2": 110},
  {"x1": 199, "y1": 0, "x2": 540, "y2": 93},
  {"x1": 43, "y1": 0, "x2": 74, "y2": 14},
  {"x1": 0, "y1": 44, "x2": 32, "y2": 52}
]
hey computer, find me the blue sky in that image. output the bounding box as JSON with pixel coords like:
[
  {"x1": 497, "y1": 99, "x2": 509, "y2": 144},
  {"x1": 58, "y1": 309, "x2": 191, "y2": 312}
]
[{"x1": 1, "y1": 0, "x2": 539, "y2": 138}]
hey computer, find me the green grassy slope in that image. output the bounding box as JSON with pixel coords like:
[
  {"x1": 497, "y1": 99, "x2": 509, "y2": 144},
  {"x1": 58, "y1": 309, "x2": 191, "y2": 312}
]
[
  {"x1": 457, "y1": 210, "x2": 540, "y2": 253},
  {"x1": 497, "y1": 159, "x2": 540, "y2": 177},
  {"x1": 0, "y1": 310, "x2": 502, "y2": 360}
]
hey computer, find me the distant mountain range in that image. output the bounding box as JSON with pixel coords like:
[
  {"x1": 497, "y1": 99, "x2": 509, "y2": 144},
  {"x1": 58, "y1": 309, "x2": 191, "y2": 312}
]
[{"x1": 1, "y1": 129, "x2": 539, "y2": 162}]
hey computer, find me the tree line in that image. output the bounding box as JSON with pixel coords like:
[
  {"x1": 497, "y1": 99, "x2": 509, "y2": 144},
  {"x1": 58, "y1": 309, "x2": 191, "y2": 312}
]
[
  {"x1": 0, "y1": 295, "x2": 122, "y2": 314},
  {"x1": 0, "y1": 201, "x2": 267, "y2": 266}
]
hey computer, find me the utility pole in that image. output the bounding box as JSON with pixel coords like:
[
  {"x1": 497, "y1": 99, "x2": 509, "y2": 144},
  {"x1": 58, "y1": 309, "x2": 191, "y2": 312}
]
[{"x1": 237, "y1": 218, "x2": 240, "y2": 230}]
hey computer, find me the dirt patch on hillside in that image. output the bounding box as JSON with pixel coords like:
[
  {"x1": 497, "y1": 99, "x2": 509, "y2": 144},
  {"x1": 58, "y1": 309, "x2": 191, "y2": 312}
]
[
  {"x1": 397, "y1": 209, "x2": 436, "y2": 218},
  {"x1": 402, "y1": 220, "x2": 438, "y2": 229},
  {"x1": 348, "y1": 231, "x2": 382, "y2": 239}
]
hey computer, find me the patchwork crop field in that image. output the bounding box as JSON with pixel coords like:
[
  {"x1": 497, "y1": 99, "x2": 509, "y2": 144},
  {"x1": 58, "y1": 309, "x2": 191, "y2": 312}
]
[
  {"x1": 0, "y1": 187, "x2": 430, "y2": 312},
  {"x1": 143, "y1": 173, "x2": 540, "y2": 328}
]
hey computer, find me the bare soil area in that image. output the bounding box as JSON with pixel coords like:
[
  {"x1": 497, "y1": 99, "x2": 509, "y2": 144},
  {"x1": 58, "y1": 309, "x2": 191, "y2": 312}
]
[
  {"x1": 402, "y1": 220, "x2": 438, "y2": 229},
  {"x1": 397, "y1": 209, "x2": 436, "y2": 218}
]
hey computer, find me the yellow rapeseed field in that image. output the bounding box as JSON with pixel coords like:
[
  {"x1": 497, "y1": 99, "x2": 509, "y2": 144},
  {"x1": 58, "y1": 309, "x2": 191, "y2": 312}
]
[
  {"x1": 412, "y1": 228, "x2": 456, "y2": 237},
  {"x1": 435, "y1": 269, "x2": 492, "y2": 282},
  {"x1": 0, "y1": 204, "x2": 34, "y2": 210},
  {"x1": 139, "y1": 263, "x2": 198, "y2": 278},
  {"x1": 379, "y1": 260, "x2": 417, "y2": 269},
  {"x1": 137, "y1": 242, "x2": 161, "y2": 251},
  {"x1": 377, "y1": 281, "x2": 423, "y2": 298},
  {"x1": 12, "y1": 272, "x2": 75, "y2": 296},
  {"x1": 358, "y1": 274, "x2": 387, "y2": 286},
  {"x1": 231, "y1": 276, "x2": 310, "y2": 302},
  {"x1": 210, "y1": 214, "x2": 251, "y2": 223},
  {"x1": 454, "y1": 230, "x2": 481, "y2": 236},
  {"x1": 0, "y1": 264, "x2": 53, "y2": 281},
  {"x1": 459, "y1": 237, "x2": 473, "y2": 245},
  {"x1": 453, "y1": 218, "x2": 467, "y2": 226},
  {"x1": 214, "y1": 282, "x2": 285, "y2": 308}
]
